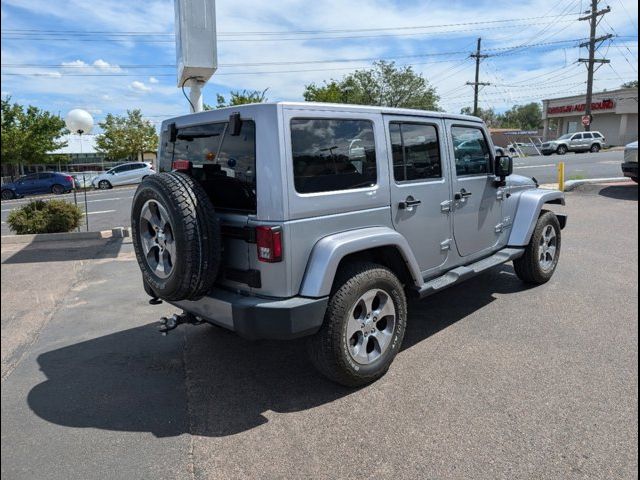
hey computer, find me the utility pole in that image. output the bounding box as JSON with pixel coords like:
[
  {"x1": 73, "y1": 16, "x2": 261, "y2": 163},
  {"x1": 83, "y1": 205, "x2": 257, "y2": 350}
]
[
  {"x1": 466, "y1": 38, "x2": 490, "y2": 116},
  {"x1": 579, "y1": 0, "x2": 612, "y2": 131}
]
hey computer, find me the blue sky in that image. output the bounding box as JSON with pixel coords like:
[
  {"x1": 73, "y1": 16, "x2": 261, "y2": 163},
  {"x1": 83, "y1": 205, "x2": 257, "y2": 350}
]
[{"x1": 1, "y1": 0, "x2": 637, "y2": 130}]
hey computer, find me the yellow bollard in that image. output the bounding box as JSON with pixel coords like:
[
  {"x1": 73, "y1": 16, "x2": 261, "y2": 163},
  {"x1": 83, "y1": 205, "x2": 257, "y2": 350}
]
[{"x1": 557, "y1": 161, "x2": 565, "y2": 191}]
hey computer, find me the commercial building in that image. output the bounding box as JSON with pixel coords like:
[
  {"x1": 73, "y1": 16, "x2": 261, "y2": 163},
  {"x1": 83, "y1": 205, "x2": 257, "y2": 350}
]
[{"x1": 541, "y1": 87, "x2": 638, "y2": 146}]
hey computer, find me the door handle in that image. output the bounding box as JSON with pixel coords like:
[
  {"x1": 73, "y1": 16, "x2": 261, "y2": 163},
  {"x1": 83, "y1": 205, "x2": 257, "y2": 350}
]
[
  {"x1": 454, "y1": 189, "x2": 472, "y2": 200},
  {"x1": 398, "y1": 198, "x2": 422, "y2": 209}
]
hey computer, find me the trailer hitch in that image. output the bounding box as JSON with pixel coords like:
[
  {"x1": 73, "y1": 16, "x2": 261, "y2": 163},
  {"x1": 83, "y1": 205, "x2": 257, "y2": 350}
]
[{"x1": 158, "y1": 311, "x2": 203, "y2": 335}]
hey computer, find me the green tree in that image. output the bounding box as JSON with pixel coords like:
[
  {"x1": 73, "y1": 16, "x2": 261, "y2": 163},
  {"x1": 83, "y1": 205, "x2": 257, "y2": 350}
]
[
  {"x1": 204, "y1": 89, "x2": 269, "y2": 110},
  {"x1": 1, "y1": 97, "x2": 67, "y2": 172},
  {"x1": 622, "y1": 80, "x2": 638, "y2": 89},
  {"x1": 95, "y1": 109, "x2": 158, "y2": 161},
  {"x1": 303, "y1": 60, "x2": 440, "y2": 110},
  {"x1": 500, "y1": 103, "x2": 543, "y2": 130},
  {"x1": 460, "y1": 106, "x2": 500, "y2": 127}
]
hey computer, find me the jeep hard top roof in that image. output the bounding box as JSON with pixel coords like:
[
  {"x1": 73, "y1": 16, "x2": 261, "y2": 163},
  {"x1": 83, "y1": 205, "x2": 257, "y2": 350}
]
[{"x1": 161, "y1": 102, "x2": 483, "y2": 129}]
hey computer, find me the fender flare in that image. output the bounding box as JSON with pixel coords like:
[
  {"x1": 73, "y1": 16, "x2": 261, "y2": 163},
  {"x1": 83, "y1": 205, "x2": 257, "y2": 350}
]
[
  {"x1": 508, "y1": 189, "x2": 566, "y2": 246},
  {"x1": 299, "y1": 226, "x2": 423, "y2": 298}
]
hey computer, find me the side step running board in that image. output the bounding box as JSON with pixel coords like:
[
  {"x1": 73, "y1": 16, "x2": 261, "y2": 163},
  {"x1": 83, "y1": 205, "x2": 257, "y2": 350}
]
[{"x1": 417, "y1": 248, "x2": 525, "y2": 299}]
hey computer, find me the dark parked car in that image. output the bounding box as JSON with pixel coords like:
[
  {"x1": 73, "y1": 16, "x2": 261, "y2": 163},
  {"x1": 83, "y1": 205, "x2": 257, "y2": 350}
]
[{"x1": 1, "y1": 172, "x2": 75, "y2": 200}]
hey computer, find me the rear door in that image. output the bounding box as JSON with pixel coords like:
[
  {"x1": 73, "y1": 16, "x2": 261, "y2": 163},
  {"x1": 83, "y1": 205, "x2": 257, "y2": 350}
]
[
  {"x1": 162, "y1": 119, "x2": 257, "y2": 292},
  {"x1": 447, "y1": 121, "x2": 503, "y2": 257},
  {"x1": 384, "y1": 115, "x2": 452, "y2": 274}
]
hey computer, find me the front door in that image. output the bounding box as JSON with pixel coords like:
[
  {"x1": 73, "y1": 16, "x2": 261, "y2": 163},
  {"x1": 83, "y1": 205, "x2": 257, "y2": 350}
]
[
  {"x1": 448, "y1": 122, "x2": 503, "y2": 257},
  {"x1": 385, "y1": 116, "x2": 452, "y2": 275}
]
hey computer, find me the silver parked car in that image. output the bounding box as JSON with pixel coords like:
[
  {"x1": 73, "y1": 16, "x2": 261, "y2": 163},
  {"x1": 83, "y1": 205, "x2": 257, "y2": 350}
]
[
  {"x1": 131, "y1": 103, "x2": 567, "y2": 386},
  {"x1": 541, "y1": 131, "x2": 607, "y2": 155},
  {"x1": 92, "y1": 162, "x2": 155, "y2": 189}
]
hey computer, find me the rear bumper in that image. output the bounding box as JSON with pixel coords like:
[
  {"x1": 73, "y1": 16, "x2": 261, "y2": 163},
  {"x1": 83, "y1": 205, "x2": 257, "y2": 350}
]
[
  {"x1": 621, "y1": 162, "x2": 638, "y2": 178},
  {"x1": 169, "y1": 288, "x2": 328, "y2": 340}
]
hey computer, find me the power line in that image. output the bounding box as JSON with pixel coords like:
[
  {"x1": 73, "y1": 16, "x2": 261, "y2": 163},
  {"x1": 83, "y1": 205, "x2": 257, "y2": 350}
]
[
  {"x1": 2, "y1": 20, "x2": 584, "y2": 43},
  {"x1": 1, "y1": 38, "x2": 590, "y2": 72},
  {"x1": 0, "y1": 13, "x2": 584, "y2": 37}
]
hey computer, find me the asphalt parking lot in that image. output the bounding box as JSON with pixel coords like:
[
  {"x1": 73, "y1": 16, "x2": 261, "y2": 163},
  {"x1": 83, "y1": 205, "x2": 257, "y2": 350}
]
[{"x1": 1, "y1": 182, "x2": 637, "y2": 479}]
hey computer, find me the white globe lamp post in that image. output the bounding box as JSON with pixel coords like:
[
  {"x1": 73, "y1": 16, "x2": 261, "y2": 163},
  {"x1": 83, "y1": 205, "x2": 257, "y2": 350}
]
[{"x1": 64, "y1": 109, "x2": 94, "y2": 231}]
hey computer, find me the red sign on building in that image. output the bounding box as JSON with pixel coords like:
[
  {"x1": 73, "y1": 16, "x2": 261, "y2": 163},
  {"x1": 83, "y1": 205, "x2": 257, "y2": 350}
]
[{"x1": 548, "y1": 99, "x2": 615, "y2": 115}]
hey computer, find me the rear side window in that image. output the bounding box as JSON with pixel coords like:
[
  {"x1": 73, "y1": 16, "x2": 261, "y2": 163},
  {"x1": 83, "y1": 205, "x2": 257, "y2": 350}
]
[
  {"x1": 593, "y1": 132, "x2": 603, "y2": 138},
  {"x1": 451, "y1": 126, "x2": 492, "y2": 176},
  {"x1": 389, "y1": 122, "x2": 441, "y2": 182},
  {"x1": 291, "y1": 118, "x2": 377, "y2": 194},
  {"x1": 161, "y1": 120, "x2": 257, "y2": 213}
]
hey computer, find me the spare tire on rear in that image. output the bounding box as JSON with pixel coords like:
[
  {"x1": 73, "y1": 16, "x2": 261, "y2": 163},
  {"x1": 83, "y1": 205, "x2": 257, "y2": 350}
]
[{"x1": 131, "y1": 172, "x2": 221, "y2": 301}]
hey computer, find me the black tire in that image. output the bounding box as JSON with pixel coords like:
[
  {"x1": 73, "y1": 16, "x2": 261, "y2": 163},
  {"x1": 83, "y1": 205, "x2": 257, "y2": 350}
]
[
  {"x1": 590, "y1": 143, "x2": 601, "y2": 153},
  {"x1": 513, "y1": 211, "x2": 561, "y2": 285},
  {"x1": 1, "y1": 189, "x2": 15, "y2": 200},
  {"x1": 307, "y1": 262, "x2": 407, "y2": 387},
  {"x1": 556, "y1": 145, "x2": 568, "y2": 155},
  {"x1": 51, "y1": 184, "x2": 64, "y2": 195},
  {"x1": 131, "y1": 172, "x2": 221, "y2": 301},
  {"x1": 98, "y1": 180, "x2": 111, "y2": 189}
]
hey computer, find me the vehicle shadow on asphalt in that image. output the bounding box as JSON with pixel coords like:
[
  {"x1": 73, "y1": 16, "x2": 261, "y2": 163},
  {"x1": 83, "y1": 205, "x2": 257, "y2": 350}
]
[
  {"x1": 26, "y1": 265, "x2": 532, "y2": 438},
  {"x1": 2, "y1": 238, "x2": 124, "y2": 264},
  {"x1": 597, "y1": 184, "x2": 638, "y2": 201}
]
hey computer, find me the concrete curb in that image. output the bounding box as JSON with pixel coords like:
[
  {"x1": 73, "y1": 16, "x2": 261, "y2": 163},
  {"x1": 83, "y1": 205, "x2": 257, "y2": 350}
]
[
  {"x1": 564, "y1": 177, "x2": 630, "y2": 191},
  {"x1": 1, "y1": 227, "x2": 130, "y2": 244}
]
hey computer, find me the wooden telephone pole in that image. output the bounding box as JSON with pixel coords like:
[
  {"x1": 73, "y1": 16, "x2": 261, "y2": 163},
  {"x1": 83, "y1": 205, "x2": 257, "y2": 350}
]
[
  {"x1": 578, "y1": 0, "x2": 613, "y2": 131},
  {"x1": 466, "y1": 38, "x2": 490, "y2": 116}
]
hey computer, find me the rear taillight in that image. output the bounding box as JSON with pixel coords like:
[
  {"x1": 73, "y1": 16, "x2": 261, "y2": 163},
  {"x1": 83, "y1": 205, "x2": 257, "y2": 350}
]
[
  {"x1": 172, "y1": 159, "x2": 190, "y2": 171},
  {"x1": 256, "y1": 226, "x2": 282, "y2": 263}
]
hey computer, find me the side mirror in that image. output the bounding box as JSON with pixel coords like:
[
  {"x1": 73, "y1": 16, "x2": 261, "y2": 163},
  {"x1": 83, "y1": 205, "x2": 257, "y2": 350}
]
[
  {"x1": 494, "y1": 155, "x2": 513, "y2": 179},
  {"x1": 229, "y1": 112, "x2": 242, "y2": 136}
]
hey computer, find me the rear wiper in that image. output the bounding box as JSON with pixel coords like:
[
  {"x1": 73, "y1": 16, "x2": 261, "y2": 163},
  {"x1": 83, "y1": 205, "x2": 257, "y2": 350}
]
[{"x1": 177, "y1": 133, "x2": 221, "y2": 140}]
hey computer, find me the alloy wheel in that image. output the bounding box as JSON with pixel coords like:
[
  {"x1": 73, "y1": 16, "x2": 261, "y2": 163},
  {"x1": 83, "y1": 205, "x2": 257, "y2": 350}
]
[
  {"x1": 538, "y1": 225, "x2": 558, "y2": 271},
  {"x1": 139, "y1": 200, "x2": 176, "y2": 279},
  {"x1": 346, "y1": 289, "x2": 396, "y2": 365}
]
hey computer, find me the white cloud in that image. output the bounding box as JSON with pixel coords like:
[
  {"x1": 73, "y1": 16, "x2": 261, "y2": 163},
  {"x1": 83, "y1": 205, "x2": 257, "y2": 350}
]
[
  {"x1": 129, "y1": 80, "x2": 152, "y2": 93},
  {"x1": 149, "y1": 77, "x2": 160, "y2": 84},
  {"x1": 93, "y1": 59, "x2": 122, "y2": 72}
]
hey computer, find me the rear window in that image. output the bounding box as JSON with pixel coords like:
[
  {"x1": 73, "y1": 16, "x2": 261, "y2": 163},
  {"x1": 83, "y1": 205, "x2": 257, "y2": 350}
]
[
  {"x1": 161, "y1": 120, "x2": 257, "y2": 213},
  {"x1": 290, "y1": 118, "x2": 377, "y2": 194}
]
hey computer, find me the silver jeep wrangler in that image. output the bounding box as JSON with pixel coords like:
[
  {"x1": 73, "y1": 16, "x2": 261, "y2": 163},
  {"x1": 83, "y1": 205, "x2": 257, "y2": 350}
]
[{"x1": 132, "y1": 102, "x2": 567, "y2": 386}]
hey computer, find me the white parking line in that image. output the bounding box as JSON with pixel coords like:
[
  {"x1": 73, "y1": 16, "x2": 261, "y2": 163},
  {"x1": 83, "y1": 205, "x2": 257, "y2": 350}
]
[{"x1": 83, "y1": 210, "x2": 117, "y2": 215}]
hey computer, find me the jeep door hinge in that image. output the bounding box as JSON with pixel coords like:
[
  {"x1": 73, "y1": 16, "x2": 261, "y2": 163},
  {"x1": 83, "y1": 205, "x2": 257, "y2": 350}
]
[
  {"x1": 440, "y1": 200, "x2": 453, "y2": 213},
  {"x1": 495, "y1": 223, "x2": 504, "y2": 233},
  {"x1": 496, "y1": 189, "x2": 505, "y2": 201},
  {"x1": 440, "y1": 238, "x2": 453, "y2": 251}
]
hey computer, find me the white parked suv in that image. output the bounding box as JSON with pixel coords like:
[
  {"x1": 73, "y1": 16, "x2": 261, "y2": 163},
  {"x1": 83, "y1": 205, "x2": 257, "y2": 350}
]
[
  {"x1": 92, "y1": 162, "x2": 155, "y2": 189},
  {"x1": 541, "y1": 131, "x2": 607, "y2": 155}
]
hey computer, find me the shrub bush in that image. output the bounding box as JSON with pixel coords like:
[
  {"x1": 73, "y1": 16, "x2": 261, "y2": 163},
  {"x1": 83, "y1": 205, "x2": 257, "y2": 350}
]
[{"x1": 7, "y1": 200, "x2": 84, "y2": 234}]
